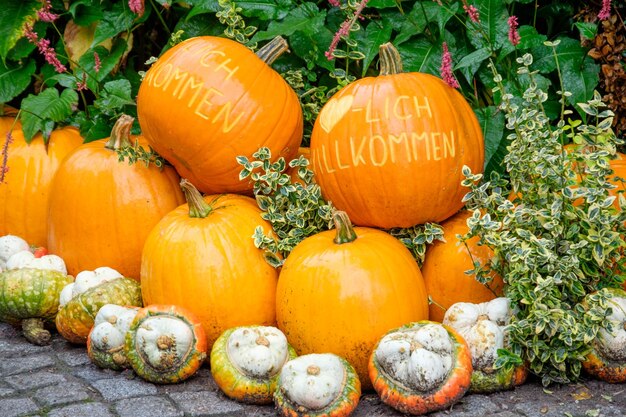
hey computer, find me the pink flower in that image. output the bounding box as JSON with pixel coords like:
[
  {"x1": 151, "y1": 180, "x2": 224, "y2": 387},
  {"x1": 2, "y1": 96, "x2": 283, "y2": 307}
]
[
  {"x1": 23, "y1": 24, "x2": 67, "y2": 73},
  {"x1": 328, "y1": 0, "x2": 341, "y2": 7},
  {"x1": 1, "y1": 131, "x2": 13, "y2": 183},
  {"x1": 129, "y1": 0, "x2": 145, "y2": 16},
  {"x1": 440, "y1": 42, "x2": 459, "y2": 89},
  {"x1": 598, "y1": 0, "x2": 611, "y2": 20},
  {"x1": 94, "y1": 52, "x2": 101, "y2": 73},
  {"x1": 463, "y1": 2, "x2": 480, "y2": 23},
  {"x1": 508, "y1": 16, "x2": 521, "y2": 46},
  {"x1": 37, "y1": 0, "x2": 58, "y2": 23},
  {"x1": 325, "y1": 0, "x2": 369, "y2": 60},
  {"x1": 76, "y1": 74, "x2": 88, "y2": 91}
]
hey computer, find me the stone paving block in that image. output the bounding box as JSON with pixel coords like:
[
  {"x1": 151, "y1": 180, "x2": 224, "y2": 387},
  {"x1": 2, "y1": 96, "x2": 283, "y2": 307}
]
[
  {"x1": 0, "y1": 354, "x2": 56, "y2": 376},
  {"x1": 5, "y1": 369, "x2": 66, "y2": 390},
  {"x1": 91, "y1": 377, "x2": 158, "y2": 401},
  {"x1": 0, "y1": 397, "x2": 39, "y2": 417},
  {"x1": 0, "y1": 340, "x2": 53, "y2": 358},
  {"x1": 351, "y1": 394, "x2": 403, "y2": 417},
  {"x1": 0, "y1": 324, "x2": 19, "y2": 338},
  {"x1": 169, "y1": 391, "x2": 246, "y2": 417},
  {"x1": 73, "y1": 364, "x2": 118, "y2": 382},
  {"x1": 33, "y1": 381, "x2": 91, "y2": 407},
  {"x1": 0, "y1": 387, "x2": 15, "y2": 397},
  {"x1": 158, "y1": 369, "x2": 218, "y2": 394},
  {"x1": 115, "y1": 396, "x2": 183, "y2": 417},
  {"x1": 48, "y1": 402, "x2": 115, "y2": 417},
  {"x1": 57, "y1": 350, "x2": 92, "y2": 367}
]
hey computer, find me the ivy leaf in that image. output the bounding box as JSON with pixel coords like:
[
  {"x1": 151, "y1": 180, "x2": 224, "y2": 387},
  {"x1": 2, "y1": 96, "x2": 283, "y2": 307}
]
[
  {"x1": 20, "y1": 88, "x2": 79, "y2": 142},
  {"x1": 355, "y1": 21, "x2": 393, "y2": 77},
  {"x1": 0, "y1": 59, "x2": 36, "y2": 103},
  {"x1": 94, "y1": 79, "x2": 135, "y2": 114},
  {"x1": 0, "y1": 0, "x2": 39, "y2": 61}
]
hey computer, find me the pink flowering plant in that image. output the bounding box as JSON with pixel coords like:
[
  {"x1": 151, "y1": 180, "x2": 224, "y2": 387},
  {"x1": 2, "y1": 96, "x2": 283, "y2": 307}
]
[{"x1": 0, "y1": 0, "x2": 616, "y2": 173}]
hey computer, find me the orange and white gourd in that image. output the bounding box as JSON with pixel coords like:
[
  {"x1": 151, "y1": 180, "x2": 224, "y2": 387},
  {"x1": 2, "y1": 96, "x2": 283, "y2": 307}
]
[
  {"x1": 6, "y1": 249, "x2": 66, "y2": 274},
  {"x1": 211, "y1": 326, "x2": 297, "y2": 404},
  {"x1": 368, "y1": 321, "x2": 472, "y2": 415},
  {"x1": 125, "y1": 305, "x2": 207, "y2": 384},
  {"x1": 0, "y1": 235, "x2": 30, "y2": 271},
  {"x1": 583, "y1": 288, "x2": 626, "y2": 383},
  {"x1": 274, "y1": 353, "x2": 361, "y2": 417},
  {"x1": 87, "y1": 304, "x2": 140, "y2": 370},
  {"x1": 56, "y1": 267, "x2": 142, "y2": 344},
  {"x1": 443, "y1": 298, "x2": 527, "y2": 392}
]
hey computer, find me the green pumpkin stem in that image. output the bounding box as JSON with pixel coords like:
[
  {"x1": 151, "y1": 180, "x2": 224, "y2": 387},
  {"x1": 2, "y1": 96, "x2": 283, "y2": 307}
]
[
  {"x1": 257, "y1": 36, "x2": 289, "y2": 66},
  {"x1": 180, "y1": 179, "x2": 212, "y2": 218},
  {"x1": 332, "y1": 211, "x2": 357, "y2": 244},
  {"x1": 22, "y1": 318, "x2": 51, "y2": 346},
  {"x1": 105, "y1": 114, "x2": 135, "y2": 150},
  {"x1": 379, "y1": 43, "x2": 403, "y2": 76}
]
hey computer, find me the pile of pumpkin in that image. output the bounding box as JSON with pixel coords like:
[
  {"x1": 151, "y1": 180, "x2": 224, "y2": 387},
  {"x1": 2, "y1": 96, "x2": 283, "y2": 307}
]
[{"x1": 1, "y1": 36, "x2": 626, "y2": 416}]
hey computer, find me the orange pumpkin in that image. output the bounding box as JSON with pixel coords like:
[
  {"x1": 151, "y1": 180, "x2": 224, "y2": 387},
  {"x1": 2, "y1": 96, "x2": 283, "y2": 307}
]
[
  {"x1": 421, "y1": 211, "x2": 504, "y2": 322},
  {"x1": 47, "y1": 115, "x2": 184, "y2": 278},
  {"x1": 310, "y1": 43, "x2": 484, "y2": 228},
  {"x1": 140, "y1": 180, "x2": 278, "y2": 350},
  {"x1": 276, "y1": 210, "x2": 429, "y2": 389},
  {"x1": 0, "y1": 118, "x2": 82, "y2": 247},
  {"x1": 137, "y1": 36, "x2": 303, "y2": 195}
]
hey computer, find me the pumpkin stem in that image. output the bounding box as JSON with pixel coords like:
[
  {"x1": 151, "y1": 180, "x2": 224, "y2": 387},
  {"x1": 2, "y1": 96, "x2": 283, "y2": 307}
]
[
  {"x1": 332, "y1": 211, "x2": 357, "y2": 244},
  {"x1": 22, "y1": 318, "x2": 51, "y2": 346},
  {"x1": 256, "y1": 36, "x2": 289, "y2": 66},
  {"x1": 379, "y1": 43, "x2": 403, "y2": 76},
  {"x1": 105, "y1": 114, "x2": 135, "y2": 150},
  {"x1": 180, "y1": 179, "x2": 213, "y2": 218}
]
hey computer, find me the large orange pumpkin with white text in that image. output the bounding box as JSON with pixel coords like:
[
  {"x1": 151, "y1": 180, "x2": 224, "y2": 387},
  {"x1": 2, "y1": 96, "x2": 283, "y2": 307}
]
[
  {"x1": 140, "y1": 180, "x2": 278, "y2": 350},
  {"x1": 421, "y1": 210, "x2": 504, "y2": 322},
  {"x1": 137, "y1": 36, "x2": 303, "y2": 195},
  {"x1": 310, "y1": 43, "x2": 484, "y2": 228},
  {"x1": 47, "y1": 116, "x2": 184, "y2": 278},
  {"x1": 276, "y1": 211, "x2": 429, "y2": 389},
  {"x1": 0, "y1": 116, "x2": 82, "y2": 247}
]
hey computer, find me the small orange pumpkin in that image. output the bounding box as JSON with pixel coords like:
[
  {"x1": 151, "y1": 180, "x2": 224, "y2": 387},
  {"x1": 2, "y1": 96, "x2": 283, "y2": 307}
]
[
  {"x1": 276, "y1": 210, "x2": 429, "y2": 389},
  {"x1": 0, "y1": 118, "x2": 82, "y2": 247},
  {"x1": 421, "y1": 210, "x2": 504, "y2": 322},
  {"x1": 140, "y1": 180, "x2": 279, "y2": 350},
  {"x1": 47, "y1": 115, "x2": 184, "y2": 278},
  {"x1": 137, "y1": 36, "x2": 303, "y2": 195},
  {"x1": 310, "y1": 43, "x2": 484, "y2": 228}
]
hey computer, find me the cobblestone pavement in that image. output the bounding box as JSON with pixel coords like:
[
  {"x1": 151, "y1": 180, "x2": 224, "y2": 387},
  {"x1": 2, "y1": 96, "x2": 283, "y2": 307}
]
[{"x1": 1, "y1": 323, "x2": 625, "y2": 417}]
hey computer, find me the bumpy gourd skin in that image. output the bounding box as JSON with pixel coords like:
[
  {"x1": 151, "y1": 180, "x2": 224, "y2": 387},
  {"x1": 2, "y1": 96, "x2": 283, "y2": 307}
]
[
  {"x1": 56, "y1": 277, "x2": 142, "y2": 344},
  {"x1": 0, "y1": 268, "x2": 73, "y2": 345}
]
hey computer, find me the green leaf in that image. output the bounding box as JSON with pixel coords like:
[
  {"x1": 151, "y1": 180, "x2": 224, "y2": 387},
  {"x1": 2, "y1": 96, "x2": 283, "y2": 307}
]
[
  {"x1": 75, "y1": 39, "x2": 130, "y2": 92},
  {"x1": 287, "y1": 25, "x2": 335, "y2": 72},
  {"x1": 93, "y1": 2, "x2": 136, "y2": 46},
  {"x1": 252, "y1": 3, "x2": 325, "y2": 42},
  {"x1": 454, "y1": 47, "x2": 491, "y2": 72},
  {"x1": 94, "y1": 79, "x2": 135, "y2": 113},
  {"x1": 69, "y1": 0, "x2": 105, "y2": 26},
  {"x1": 0, "y1": 0, "x2": 39, "y2": 61},
  {"x1": 499, "y1": 25, "x2": 547, "y2": 59},
  {"x1": 391, "y1": 2, "x2": 441, "y2": 45},
  {"x1": 20, "y1": 88, "x2": 79, "y2": 141},
  {"x1": 0, "y1": 59, "x2": 36, "y2": 102},
  {"x1": 532, "y1": 37, "x2": 587, "y2": 74},
  {"x1": 355, "y1": 21, "x2": 393, "y2": 77},
  {"x1": 470, "y1": 0, "x2": 509, "y2": 51},
  {"x1": 475, "y1": 106, "x2": 506, "y2": 175},
  {"x1": 367, "y1": 0, "x2": 398, "y2": 9},
  {"x1": 237, "y1": 0, "x2": 294, "y2": 20},
  {"x1": 562, "y1": 57, "x2": 599, "y2": 118},
  {"x1": 396, "y1": 38, "x2": 440, "y2": 76},
  {"x1": 574, "y1": 22, "x2": 598, "y2": 40}
]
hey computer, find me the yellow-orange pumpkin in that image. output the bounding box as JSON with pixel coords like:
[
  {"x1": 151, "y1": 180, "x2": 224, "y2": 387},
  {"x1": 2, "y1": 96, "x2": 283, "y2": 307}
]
[
  {"x1": 137, "y1": 36, "x2": 303, "y2": 195},
  {"x1": 47, "y1": 116, "x2": 184, "y2": 278},
  {"x1": 0, "y1": 119, "x2": 82, "y2": 247},
  {"x1": 421, "y1": 210, "x2": 504, "y2": 322},
  {"x1": 140, "y1": 180, "x2": 278, "y2": 350},
  {"x1": 276, "y1": 211, "x2": 429, "y2": 389},
  {"x1": 310, "y1": 43, "x2": 484, "y2": 228}
]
